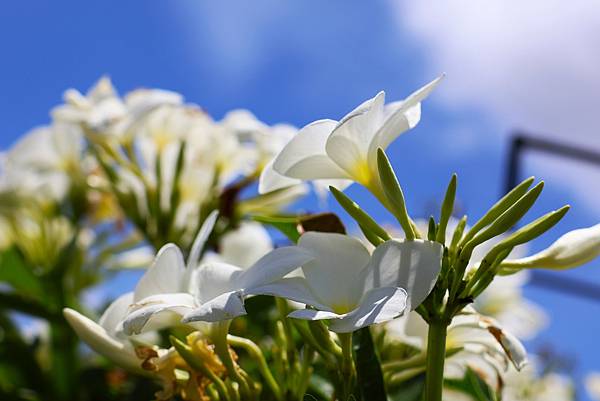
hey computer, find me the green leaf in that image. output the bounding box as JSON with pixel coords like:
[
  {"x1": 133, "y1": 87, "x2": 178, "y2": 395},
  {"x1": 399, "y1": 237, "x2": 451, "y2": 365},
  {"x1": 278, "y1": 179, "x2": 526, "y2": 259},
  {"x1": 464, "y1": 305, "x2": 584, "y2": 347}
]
[
  {"x1": 329, "y1": 186, "x2": 390, "y2": 241},
  {"x1": 436, "y1": 174, "x2": 457, "y2": 244},
  {"x1": 387, "y1": 373, "x2": 425, "y2": 401},
  {"x1": 461, "y1": 176, "x2": 535, "y2": 247},
  {"x1": 353, "y1": 328, "x2": 386, "y2": 401},
  {"x1": 444, "y1": 368, "x2": 497, "y2": 401},
  {"x1": 0, "y1": 248, "x2": 44, "y2": 299},
  {"x1": 462, "y1": 182, "x2": 544, "y2": 256},
  {"x1": 377, "y1": 148, "x2": 415, "y2": 240}
]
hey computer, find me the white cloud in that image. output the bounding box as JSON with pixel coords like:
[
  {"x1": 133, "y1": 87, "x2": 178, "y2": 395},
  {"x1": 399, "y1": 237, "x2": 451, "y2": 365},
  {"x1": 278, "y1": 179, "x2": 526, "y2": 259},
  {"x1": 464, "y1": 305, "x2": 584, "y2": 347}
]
[{"x1": 393, "y1": 0, "x2": 600, "y2": 147}]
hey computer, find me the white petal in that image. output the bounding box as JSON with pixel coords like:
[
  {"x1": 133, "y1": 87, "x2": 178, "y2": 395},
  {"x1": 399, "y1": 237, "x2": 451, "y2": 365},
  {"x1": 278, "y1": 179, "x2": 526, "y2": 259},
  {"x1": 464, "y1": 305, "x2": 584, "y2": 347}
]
[
  {"x1": 63, "y1": 308, "x2": 144, "y2": 374},
  {"x1": 325, "y1": 92, "x2": 385, "y2": 176},
  {"x1": 258, "y1": 158, "x2": 302, "y2": 194},
  {"x1": 454, "y1": 312, "x2": 528, "y2": 371},
  {"x1": 220, "y1": 221, "x2": 273, "y2": 269},
  {"x1": 298, "y1": 232, "x2": 371, "y2": 312},
  {"x1": 182, "y1": 291, "x2": 246, "y2": 323},
  {"x1": 287, "y1": 308, "x2": 343, "y2": 321},
  {"x1": 247, "y1": 277, "x2": 332, "y2": 311},
  {"x1": 187, "y1": 211, "x2": 219, "y2": 270},
  {"x1": 501, "y1": 223, "x2": 600, "y2": 270},
  {"x1": 98, "y1": 292, "x2": 133, "y2": 338},
  {"x1": 134, "y1": 244, "x2": 186, "y2": 302},
  {"x1": 366, "y1": 239, "x2": 443, "y2": 310},
  {"x1": 272, "y1": 119, "x2": 351, "y2": 180},
  {"x1": 585, "y1": 373, "x2": 600, "y2": 401},
  {"x1": 366, "y1": 76, "x2": 443, "y2": 165},
  {"x1": 192, "y1": 262, "x2": 243, "y2": 303},
  {"x1": 123, "y1": 293, "x2": 196, "y2": 335},
  {"x1": 328, "y1": 286, "x2": 407, "y2": 333},
  {"x1": 237, "y1": 246, "x2": 315, "y2": 289}
]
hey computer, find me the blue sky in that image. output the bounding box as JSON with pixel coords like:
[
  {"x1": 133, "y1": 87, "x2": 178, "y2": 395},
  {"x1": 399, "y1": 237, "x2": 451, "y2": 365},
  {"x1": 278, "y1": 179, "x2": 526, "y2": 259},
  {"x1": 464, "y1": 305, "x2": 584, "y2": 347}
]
[{"x1": 2, "y1": 1, "x2": 599, "y2": 398}]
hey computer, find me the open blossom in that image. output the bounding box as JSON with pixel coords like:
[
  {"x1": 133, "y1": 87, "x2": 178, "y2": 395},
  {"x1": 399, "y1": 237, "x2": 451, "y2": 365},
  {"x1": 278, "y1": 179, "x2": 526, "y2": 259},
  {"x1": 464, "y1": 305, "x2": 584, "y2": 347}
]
[
  {"x1": 248, "y1": 232, "x2": 443, "y2": 333},
  {"x1": 267, "y1": 76, "x2": 442, "y2": 196},
  {"x1": 52, "y1": 76, "x2": 182, "y2": 133},
  {"x1": 122, "y1": 213, "x2": 313, "y2": 334},
  {"x1": 1, "y1": 121, "x2": 84, "y2": 202}
]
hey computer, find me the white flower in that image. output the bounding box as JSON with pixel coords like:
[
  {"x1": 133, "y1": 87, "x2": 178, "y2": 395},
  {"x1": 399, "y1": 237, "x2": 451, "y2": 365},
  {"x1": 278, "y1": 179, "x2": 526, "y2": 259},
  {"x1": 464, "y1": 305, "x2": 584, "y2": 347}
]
[
  {"x1": 2, "y1": 122, "x2": 83, "y2": 202},
  {"x1": 123, "y1": 213, "x2": 314, "y2": 333},
  {"x1": 52, "y1": 76, "x2": 127, "y2": 130},
  {"x1": 52, "y1": 76, "x2": 182, "y2": 133},
  {"x1": 122, "y1": 212, "x2": 219, "y2": 334},
  {"x1": 586, "y1": 372, "x2": 600, "y2": 401},
  {"x1": 63, "y1": 293, "x2": 147, "y2": 374},
  {"x1": 500, "y1": 223, "x2": 600, "y2": 271},
  {"x1": 269, "y1": 77, "x2": 443, "y2": 195},
  {"x1": 249, "y1": 232, "x2": 443, "y2": 333},
  {"x1": 205, "y1": 220, "x2": 274, "y2": 268},
  {"x1": 501, "y1": 359, "x2": 574, "y2": 401}
]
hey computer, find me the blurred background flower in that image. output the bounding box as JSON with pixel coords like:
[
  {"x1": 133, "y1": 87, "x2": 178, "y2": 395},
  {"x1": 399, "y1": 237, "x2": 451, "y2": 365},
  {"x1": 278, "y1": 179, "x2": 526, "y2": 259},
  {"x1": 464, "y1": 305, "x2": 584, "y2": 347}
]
[{"x1": 1, "y1": 1, "x2": 599, "y2": 399}]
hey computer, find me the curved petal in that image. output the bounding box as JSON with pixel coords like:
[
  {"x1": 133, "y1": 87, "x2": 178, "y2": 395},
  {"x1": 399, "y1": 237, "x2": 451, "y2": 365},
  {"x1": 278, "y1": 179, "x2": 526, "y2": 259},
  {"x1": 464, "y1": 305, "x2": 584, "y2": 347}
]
[
  {"x1": 123, "y1": 293, "x2": 196, "y2": 335},
  {"x1": 247, "y1": 277, "x2": 332, "y2": 312},
  {"x1": 237, "y1": 246, "x2": 315, "y2": 289},
  {"x1": 219, "y1": 221, "x2": 273, "y2": 269},
  {"x1": 272, "y1": 119, "x2": 351, "y2": 180},
  {"x1": 366, "y1": 239, "x2": 443, "y2": 310},
  {"x1": 182, "y1": 291, "x2": 246, "y2": 323},
  {"x1": 298, "y1": 232, "x2": 371, "y2": 312},
  {"x1": 63, "y1": 308, "x2": 144, "y2": 374},
  {"x1": 287, "y1": 308, "x2": 343, "y2": 321},
  {"x1": 187, "y1": 210, "x2": 219, "y2": 270},
  {"x1": 325, "y1": 92, "x2": 385, "y2": 178},
  {"x1": 367, "y1": 76, "x2": 444, "y2": 166},
  {"x1": 98, "y1": 292, "x2": 133, "y2": 338},
  {"x1": 134, "y1": 244, "x2": 185, "y2": 302},
  {"x1": 328, "y1": 286, "x2": 407, "y2": 333},
  {"x1": 258, "y1": 158, "x2": 302, "y2": 194},
  {"x1": 192, "y1": 262, "x2": 243, "y2": 303}
]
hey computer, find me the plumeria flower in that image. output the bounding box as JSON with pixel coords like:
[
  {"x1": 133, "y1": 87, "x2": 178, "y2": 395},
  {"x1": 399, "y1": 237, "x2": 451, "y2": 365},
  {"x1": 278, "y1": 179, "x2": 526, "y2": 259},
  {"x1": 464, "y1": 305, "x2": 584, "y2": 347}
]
[
  {"x1": 268, "y1": 76, "x2": 443, "y2": 198},
  {"x1": 123, "y1": 212, "x2": 314, "y2": 334},
  {"x1": 223, "y1": 109, "x2": 344, "y2": 204},
  {"x1": 586, "y1": 372, "x2": 600, "y2": 401},
  {"x1": 2, "y1": 121, "x2": 84, "y2": 202},
  {"x1": 500, "y1": 359, "x2": 574, "y2": 401},
  {"x1": 500, "y1": 223, "x2": 600, "y2": 271},
  {"x1": 64, "y1": 293, "x2": 149, "y2": 374},
  {"x1": 52, "y1": 76, "x2": 127, "y2": 130},
  {"x1": 52, "y1": 76, "x2": 183, "y2": 133},
  {"x1": 203, "y1": 220, "x2": 274, "y2": 268},
  {"x1": 248, "y1": 232, "x2": 443, "y2": 333},
  {"x1": 122, "y1": 212, "x2": 219, "y2": 335}
]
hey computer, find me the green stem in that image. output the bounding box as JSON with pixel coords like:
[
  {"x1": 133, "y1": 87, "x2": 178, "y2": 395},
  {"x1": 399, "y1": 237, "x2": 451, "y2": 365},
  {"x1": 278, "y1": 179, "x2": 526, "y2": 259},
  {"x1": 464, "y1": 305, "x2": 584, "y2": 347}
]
[
  {"x1": 338, "y1": 332, "x2": 355, "y2": 401},
  {"x1": 424, "y1": 320, "x2": 448, "y2": 401},
  {"x1": 227, "y1": 335, "x2": 283, "y2": 401},
  {"x1": 211, "y1": 322, "x2": 254, "y2": 400}
]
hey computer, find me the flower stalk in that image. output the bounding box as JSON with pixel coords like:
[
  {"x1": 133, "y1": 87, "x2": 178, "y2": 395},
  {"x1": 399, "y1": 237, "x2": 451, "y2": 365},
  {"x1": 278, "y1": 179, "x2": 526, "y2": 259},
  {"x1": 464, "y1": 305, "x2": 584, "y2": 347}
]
[{"x1": 424, "y1": 318, "x2": 449, "y2": 401}]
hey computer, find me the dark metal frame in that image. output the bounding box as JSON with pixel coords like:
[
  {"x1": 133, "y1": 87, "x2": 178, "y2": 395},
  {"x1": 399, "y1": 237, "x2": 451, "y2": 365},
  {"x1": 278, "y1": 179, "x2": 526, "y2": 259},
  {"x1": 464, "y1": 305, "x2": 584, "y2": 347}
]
[{"x1": 504, "y1": 133, "x2": 600, "y2": 302}]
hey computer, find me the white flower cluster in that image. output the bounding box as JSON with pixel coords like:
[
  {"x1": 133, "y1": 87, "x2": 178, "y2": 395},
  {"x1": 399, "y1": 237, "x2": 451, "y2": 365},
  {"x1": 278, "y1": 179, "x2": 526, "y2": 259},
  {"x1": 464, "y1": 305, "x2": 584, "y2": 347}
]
[{"x1": 4, "y1": 76, "x2": 597, "y2": 401}]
